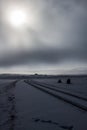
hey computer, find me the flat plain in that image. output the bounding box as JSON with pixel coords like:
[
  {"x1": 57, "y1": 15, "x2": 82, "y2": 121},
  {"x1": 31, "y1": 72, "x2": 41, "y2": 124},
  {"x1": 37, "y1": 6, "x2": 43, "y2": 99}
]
[{"x1": 0, "y1": 75, "x2": 87, "y2": 130}]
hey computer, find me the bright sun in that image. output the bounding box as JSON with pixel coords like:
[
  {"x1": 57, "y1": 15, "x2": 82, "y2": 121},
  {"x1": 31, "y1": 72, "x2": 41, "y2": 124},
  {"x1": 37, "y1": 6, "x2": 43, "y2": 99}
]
[{"x1": 9, "y1": 8, "x2": 27, "y2": 28}]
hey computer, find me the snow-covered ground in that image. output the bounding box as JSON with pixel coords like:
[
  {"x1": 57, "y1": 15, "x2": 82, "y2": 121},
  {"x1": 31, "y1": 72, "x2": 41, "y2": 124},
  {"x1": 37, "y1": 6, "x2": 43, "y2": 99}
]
[
  {"x1": 0, "y1": 76, "x2": 87, "y2": 130},
  {"x1": 35, "y1": 76, "x2": 87, "y2": 96}
]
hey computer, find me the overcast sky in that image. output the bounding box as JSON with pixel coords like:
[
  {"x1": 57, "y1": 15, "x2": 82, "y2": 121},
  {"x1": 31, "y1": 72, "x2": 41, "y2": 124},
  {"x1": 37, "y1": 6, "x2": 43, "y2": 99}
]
[{"x1": 0, "y1": 0, "x2": 87, "y2": 74}]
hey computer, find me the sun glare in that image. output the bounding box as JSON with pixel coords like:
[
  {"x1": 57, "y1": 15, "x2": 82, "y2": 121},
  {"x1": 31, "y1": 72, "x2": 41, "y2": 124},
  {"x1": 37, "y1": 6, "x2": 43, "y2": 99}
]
[{"x1": 9, "y1": 8, "x2": 27, "y2": 28}]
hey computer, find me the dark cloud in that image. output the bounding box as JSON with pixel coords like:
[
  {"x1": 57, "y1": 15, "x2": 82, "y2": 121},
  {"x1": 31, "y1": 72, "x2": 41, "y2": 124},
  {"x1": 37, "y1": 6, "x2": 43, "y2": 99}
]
[{"x1": 0, "y1": 48, "x2": 87, "y2": 67}]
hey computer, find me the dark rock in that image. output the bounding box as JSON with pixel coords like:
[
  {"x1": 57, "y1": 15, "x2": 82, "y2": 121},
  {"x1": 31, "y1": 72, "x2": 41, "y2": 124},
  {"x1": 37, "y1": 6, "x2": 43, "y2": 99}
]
[
  {"x1": 66, "y1": 78, "x2": 71, "y2": 84},
  {"x1": 58, "y1": 79, "x2": 62, "y2": 83}
]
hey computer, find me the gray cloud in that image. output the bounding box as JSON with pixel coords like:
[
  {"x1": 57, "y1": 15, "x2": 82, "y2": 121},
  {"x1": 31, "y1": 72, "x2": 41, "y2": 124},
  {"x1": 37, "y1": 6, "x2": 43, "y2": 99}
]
[
  {"x1": 0, "y1": 0, "x2": 87, "y2": 72},
  {"x1": 0, "y1": 48, "x2": 87, "y2": 67}
]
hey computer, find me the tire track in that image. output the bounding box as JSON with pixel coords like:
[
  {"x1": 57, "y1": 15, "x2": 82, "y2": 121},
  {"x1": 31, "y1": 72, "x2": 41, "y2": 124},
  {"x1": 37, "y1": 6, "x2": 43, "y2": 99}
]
[
  {"x1": 32, "y1": 80, "x2": 87, "y2": 102},
  {"x1": 24, "y1": 80, "x2": 87, "y2": 112}
]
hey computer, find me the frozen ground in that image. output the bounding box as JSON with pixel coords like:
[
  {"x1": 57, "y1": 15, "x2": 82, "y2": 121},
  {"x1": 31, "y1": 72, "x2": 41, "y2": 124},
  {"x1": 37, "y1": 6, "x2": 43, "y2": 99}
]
[{"x1": 0, "y1": 76, "x2": 87, "y2": 130}]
